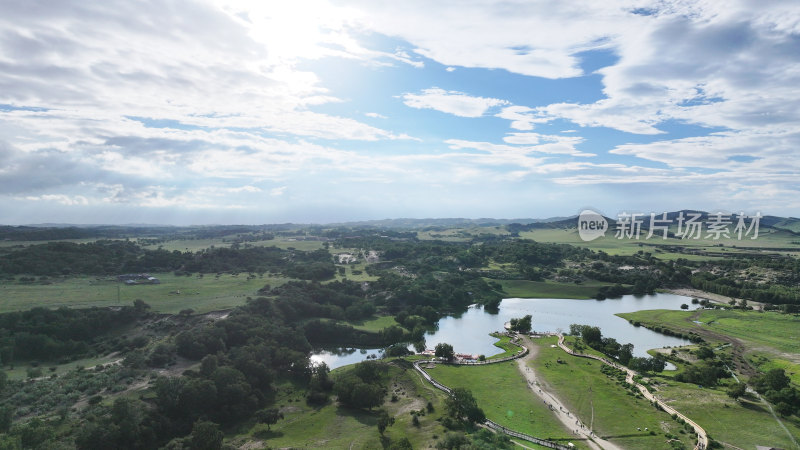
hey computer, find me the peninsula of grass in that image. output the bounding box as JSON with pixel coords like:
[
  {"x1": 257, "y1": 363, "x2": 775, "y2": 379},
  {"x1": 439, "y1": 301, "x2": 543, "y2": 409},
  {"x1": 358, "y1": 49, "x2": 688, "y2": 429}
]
[
  {"x1": 318, "y1": 315, "x2": 404, "y2": 333},
  {"x1": 618, "y1": 309, "x2": 800, "y2": 355},
  {"x1": 619, "y1": 308, "x2": 800, "y2": 385},
  {"x1": 424, "y1": 361, "x2": 579, "y2": 445},
  {"x1": 491, "y1": 279, "x2": 616, "y2": 299},
  {"x1": 529, "y1": 336, "x2": 694, "y2": 450},
  {"x1": 486, "y1": 333, "x2": 523, "y2": 360}
]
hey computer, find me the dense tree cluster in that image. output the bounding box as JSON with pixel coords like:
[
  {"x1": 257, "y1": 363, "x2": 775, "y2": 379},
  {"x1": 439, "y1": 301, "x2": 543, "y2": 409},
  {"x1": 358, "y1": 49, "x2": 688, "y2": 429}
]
[
  {"x1": 691, "y1": 271, "x2": 800, "y2": 305},
  {"x1": 674, "y1": 360, "x2": 730, "y2": 386},
  {"x1": 569, "y1": 324, "x2": 664, "y2": 372},
  {"x1": 750, "y1": 368, "x2": 800, "y2": 416},
  {"x1": 444, "y1": 388, "x2": 485, "y2": 425},
  {"x1": 0, "y1": 240, "x2": 335, "y2": 280},
  {"x1": 0, "y1": 304, "x2": 149, "y2": 362},
  {"x1": 333, "y1": 361, "x2": 388, "y2": 410},
  {"x1": 508, "y1": 314, "x2": 532, "y2": 333}
]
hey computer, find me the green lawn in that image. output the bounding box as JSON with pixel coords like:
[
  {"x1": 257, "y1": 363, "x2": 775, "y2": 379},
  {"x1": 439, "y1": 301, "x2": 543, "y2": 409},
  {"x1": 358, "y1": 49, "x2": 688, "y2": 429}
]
[
  {"x1": 486, "y1": 333, "x2": 523, "y2": 360},
  {"x1": 329, "y1": 315, "x2": 402, "y2": 333},
  {"x1": 0, "y1": 273, "x2": 291, "y2": 314},
  {"x1": 518, "y1": 226, "x2": 800, "y2": 259},
  {"x1": 529, "y1": 336, "x2": 694, "y2": 450},
  {"x1": 618, "y1": 308, "x2": 800, "y2": 385},
  {"x1": 425, "y1": 362, "x2": 581, "y2": 446},
  {"x1": 651, "y1": 377, "x2": 800, "y2": 449},
  {"x1": 617, "y1": 309, "x2": 800, "y2": 355},
  {"x1": 491, "y1": 278, "x2": 616, "y2": 299}
]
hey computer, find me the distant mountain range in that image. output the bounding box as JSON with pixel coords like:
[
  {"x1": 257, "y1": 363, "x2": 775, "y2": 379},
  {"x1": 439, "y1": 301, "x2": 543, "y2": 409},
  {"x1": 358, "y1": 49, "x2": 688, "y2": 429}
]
[{"x1": 3, "y1": 211, "x2": 799, "y2": 240}]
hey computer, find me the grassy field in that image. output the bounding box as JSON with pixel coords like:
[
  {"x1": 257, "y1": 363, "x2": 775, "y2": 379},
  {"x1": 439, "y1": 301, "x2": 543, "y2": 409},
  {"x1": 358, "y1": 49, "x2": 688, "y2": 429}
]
[
  {"x1": 319, "y1": 315, "x2": 402, "y2": 333},
  {"x1": 617, "y1": 309, "x2": 800, "y2": 356},
  {"x1": 140, "y1": 237, "x2": 326, "y2": 252},
  {"x1": 529, "y1": 336, "x2": 694, "y2": 450},
  {"x1": 618, "y1": 308, "x2": 800, "y2": 385},
  {"x1": 425, "y1": 361, "x2": 582, "y2": 446},
  {"x1": 0, "y1": 272, "x2": 290, "y2": 314},
  {"x1": 518, "y1": 226, "x2": 800, "y2": 259},
  {"x1": 491, "y1": 278, "x2": 616, "y2": 299},
  {"x1": 650, "y1": 377, "x2": 800, "y2": 448},
  {"x1": 232, "y1": 363, "x2": 450, "y2": 449}
]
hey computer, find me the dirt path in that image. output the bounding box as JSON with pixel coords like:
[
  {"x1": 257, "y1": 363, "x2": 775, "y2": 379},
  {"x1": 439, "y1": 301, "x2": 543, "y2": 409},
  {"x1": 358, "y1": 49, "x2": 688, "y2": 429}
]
[{"x1": 516, "y1": 336, "x2": 622, "y2": 450}]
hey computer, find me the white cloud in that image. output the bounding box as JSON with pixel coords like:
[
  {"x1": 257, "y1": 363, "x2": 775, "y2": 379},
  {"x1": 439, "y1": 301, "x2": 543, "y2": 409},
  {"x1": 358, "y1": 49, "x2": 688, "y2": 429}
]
[
  {"x1": 447, "y1": 136, "x2": 593, "y2": 158},
  {"x1": 345, "y1": 1, "x2": 623, "y2": 79},
  {"x1": 401, "y1": 88, "x2": 509, "y2": 118},
  {"x1": 24, "y1": 194, "x2": 90, "y2": 206},
  {"x1": 1, "y1": 1, "x2": 799, "y2": 221},
  {"x1": 495, "y1": 106, "x2": 549, "y2": 131}
]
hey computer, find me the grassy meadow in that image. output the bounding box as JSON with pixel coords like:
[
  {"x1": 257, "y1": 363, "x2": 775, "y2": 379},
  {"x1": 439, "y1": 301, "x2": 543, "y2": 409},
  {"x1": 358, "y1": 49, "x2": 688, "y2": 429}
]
[
  {"x1": 651, "y1": 377, "x2": 800, "y2": 448},
  {"x1": 492, "y1": 278, "x2": 618, "y2": 299},
  {"x1": 425, "y1": 361, "x2": 582, "y2": 446},
  {"x1": 528, "y1": 336, "x2": 695, "y2": 450},
  {"x1": 0, "y1": 272, "x2": 290, "y2": 314}
]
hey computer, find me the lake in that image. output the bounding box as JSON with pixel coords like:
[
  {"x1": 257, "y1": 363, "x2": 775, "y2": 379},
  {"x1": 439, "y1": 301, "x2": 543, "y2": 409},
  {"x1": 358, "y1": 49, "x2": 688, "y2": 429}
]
[{"x1": 312, "y1": 293, "x2": 700, "y2": 369}]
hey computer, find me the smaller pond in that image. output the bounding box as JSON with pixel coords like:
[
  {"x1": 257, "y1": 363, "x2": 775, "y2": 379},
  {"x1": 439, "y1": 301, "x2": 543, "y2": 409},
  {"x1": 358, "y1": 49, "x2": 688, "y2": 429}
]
[{"x1": 309, "y1": 347, "x2": 384, "y2": 369}]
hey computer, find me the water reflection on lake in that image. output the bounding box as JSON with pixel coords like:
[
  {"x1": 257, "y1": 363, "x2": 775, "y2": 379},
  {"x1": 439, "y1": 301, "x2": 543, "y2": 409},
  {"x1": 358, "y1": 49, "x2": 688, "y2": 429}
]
[
  {"x1": 312, "y1": 293, "x2": 700, "y2": 368},
  {"x1": 425, "y1": 293, "x2": 700, "y2": 358},
  {"x1": 309, "y1": 347, "x2": 383, "y2": 369}
]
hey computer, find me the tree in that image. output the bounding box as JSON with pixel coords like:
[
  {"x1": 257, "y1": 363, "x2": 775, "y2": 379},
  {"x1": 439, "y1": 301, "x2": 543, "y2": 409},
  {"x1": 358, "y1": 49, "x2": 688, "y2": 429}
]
[
  {"x1": 133, "y1": 299, "x2": 151, "y2": 312},
  {"x1": 334, "y1": 374, "x2": 384, "y2": 410},
  {"x1": 445, "y1": 388, "x2": 485, "y2": 424},
  {"x1": 776, "y1": 402, "x2": 794, "y2": 417},
  {"x1": 389, "y1": 437, "x2": 413, "y2": 449},
  {"x1": 255, "y1": 408, "x2": 283, "y2": 430},
  {"x1": 695, "y1": 345, "x2": 714, "y2": 360},
  {"x1": 0, "y1": 405, "x2": 12, "y2": 433},
  {"x1": 435, "y1": 343, "x2": 455, "y2": 360},
  {"x1": 580, "y1": 326, "x2": 602, "y2": 346},
  {"x1": 618, "y1": 343, "x2": 633, "y2": 365},
  {"x1": 200, "y1": 354, "x2": 219, "y2": 377},
  {"x1": 377, "y1": 409, "x2": 395, "y2": 435},
  {"x1": 726, "y1": 383, "x2": 747, "y2": 401},
  {"x1": 508, "y1": 314, "x2": 532, "y2": 333},
  {"x1": 764, "y1": 368, "x2": 791, "y2": 391},
  {"x1": 189, "y1": 420, "x2": 224, "y2": 450},
  {"x1": 680, "y1": 303, "x2": 689, "y2": 310}
]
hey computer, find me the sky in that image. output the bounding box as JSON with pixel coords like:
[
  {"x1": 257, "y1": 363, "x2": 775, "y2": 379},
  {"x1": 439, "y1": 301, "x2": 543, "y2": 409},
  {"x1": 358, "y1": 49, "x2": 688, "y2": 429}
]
[{"x1": 1, "y1": 0, "x2": 799, "y2": 225}]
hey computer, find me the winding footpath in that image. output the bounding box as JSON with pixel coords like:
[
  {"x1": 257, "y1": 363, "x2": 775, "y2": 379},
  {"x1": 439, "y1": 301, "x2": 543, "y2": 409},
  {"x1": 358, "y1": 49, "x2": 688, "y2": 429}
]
[
  {"x1": 556, "y1": 335, "x2": 709, "y2": 450},
  {"x1": 413, "y1": 333, "x2": 710, "y2": 450}
]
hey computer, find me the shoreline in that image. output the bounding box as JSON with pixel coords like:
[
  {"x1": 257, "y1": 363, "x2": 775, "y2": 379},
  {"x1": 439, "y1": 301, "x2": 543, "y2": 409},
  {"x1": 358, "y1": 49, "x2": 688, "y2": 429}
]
[{"x1": 662, "y1": 287, "x2": 764, "y2": 310}]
